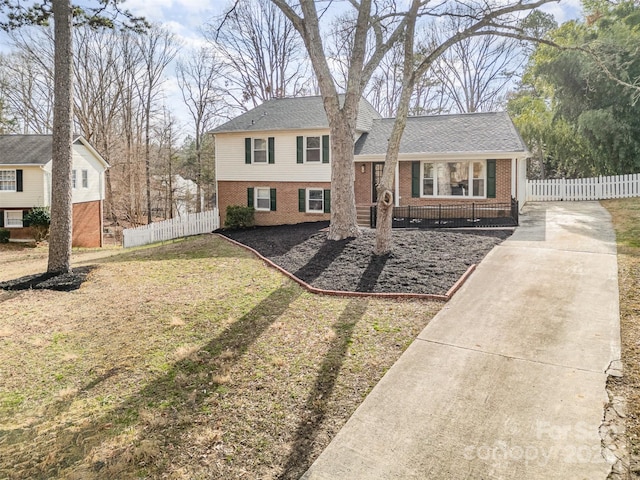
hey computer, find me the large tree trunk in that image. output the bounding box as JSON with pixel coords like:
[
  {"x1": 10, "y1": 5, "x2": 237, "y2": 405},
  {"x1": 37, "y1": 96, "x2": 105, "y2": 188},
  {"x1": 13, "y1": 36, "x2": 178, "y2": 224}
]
[
  {"x1": 374, "y1": 0, "x2": 419, "y2": 256},
  {"x1": 47, "y1": 0, "x2": 74, "y2": 274},
  {"x1": 327, "y1": 111, "x2": 360, "y2": 240}
]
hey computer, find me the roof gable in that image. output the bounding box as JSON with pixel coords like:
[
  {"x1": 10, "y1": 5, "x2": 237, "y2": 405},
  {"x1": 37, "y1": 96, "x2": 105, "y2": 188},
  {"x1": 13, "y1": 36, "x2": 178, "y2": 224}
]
[
  {"x1": 354, "y1": 112, "x2": 528, "y2": 156},
  {"x1": 211, "y1": 95, "x2": 382, "y2": 134}
]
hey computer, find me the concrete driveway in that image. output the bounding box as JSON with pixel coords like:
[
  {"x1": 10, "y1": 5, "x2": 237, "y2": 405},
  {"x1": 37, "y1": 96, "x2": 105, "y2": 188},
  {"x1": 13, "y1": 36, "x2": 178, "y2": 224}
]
[{"x1": 302, "y1": 202, "x2": 621, "y2": 479}]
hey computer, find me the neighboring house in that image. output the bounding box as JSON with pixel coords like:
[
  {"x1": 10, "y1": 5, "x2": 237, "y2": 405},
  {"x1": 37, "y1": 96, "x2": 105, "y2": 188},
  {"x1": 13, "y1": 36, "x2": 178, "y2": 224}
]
[
  {"x1": 0, "y1": 135, "x2": 109, "y2": 247},
  {"x1": 212, "y1": 96, "x2": 529, "y2": 227}
]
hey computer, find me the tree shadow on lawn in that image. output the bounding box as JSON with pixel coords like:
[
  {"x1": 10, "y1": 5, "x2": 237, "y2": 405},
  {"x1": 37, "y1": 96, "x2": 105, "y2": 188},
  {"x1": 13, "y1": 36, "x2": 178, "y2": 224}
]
[
  {"x1": 277, "y1": 298, "x2": 369, "y2": 480},
  {"x1": 1, "y1": 283, "x2": 303, "y2": 478}
]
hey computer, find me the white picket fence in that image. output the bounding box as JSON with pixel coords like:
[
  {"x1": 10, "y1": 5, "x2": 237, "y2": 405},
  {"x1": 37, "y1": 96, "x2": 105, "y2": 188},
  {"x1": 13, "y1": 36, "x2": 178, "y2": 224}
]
[
  {"x1": 122, "y1": 209, "x2": 220, "y2": 248},
  {"x1": 526, "y1": 174, "x2": 640, "y2": 202}
]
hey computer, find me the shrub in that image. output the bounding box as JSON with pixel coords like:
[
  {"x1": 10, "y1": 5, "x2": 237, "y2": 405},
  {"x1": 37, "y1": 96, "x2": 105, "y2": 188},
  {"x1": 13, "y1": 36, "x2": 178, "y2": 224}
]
[
  {"x1": 0, "y1": 228, "x2": 9, "y2": 243},
  {"x1": 225, "y1": 205, "x2": 255, "y2": 229},
  {"x1": 24, "y1": 207, "x2": 51, "y2": 243}
]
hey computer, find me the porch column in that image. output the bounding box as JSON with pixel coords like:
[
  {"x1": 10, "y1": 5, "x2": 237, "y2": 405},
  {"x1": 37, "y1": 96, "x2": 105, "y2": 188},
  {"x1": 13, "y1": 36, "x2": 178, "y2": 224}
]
[{"x1": 395, "y1": 162, "x2": 400, "y2": 207}]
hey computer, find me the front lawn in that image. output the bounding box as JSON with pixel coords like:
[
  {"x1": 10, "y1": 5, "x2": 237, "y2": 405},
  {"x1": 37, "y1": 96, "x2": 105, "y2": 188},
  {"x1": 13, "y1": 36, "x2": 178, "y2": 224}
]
[
  {"x1": 602, "y1": 197, "x2": 640, "y2": 474},
  {"x1": 0, "y1": 235, "x2": 441, "y2": 479}
]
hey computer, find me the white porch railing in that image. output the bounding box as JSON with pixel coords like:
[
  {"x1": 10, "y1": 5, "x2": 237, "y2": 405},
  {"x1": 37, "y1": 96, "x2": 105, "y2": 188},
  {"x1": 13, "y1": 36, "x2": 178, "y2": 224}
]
[
  {"x1": 122, "y1": 209, "x2": 220, "y2": 248},
  {"x1": 526, "y1": 174, "x2": 640, "y2": 202}
]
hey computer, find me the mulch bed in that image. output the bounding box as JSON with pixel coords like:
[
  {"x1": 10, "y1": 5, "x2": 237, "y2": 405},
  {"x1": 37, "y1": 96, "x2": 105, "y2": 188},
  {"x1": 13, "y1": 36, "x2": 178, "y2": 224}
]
[
  {"x1": 0, "y1": 266, "x2": 95, "y2": 292},
  {"x1": 223, "y1": 222, "x2": 512, "y2": 296}
]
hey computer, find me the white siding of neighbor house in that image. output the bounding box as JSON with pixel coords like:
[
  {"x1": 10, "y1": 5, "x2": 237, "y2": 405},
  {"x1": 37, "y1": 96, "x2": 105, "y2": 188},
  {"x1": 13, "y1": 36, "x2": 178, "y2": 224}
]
[
  {"x1": 40, "y1": 144, "x2": 106, "y2": 205},
  {"x1": 216, "y1": 130, "x2": 332, "y2": 182},
  {"x1": 0, "y1": 165, "x2": 47, "y2": 208}
]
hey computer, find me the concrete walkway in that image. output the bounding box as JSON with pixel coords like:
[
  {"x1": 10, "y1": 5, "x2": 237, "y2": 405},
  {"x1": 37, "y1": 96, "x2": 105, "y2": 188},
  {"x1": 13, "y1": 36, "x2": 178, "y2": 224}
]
[{"x1": 302, "y1": 202, "x2": 621, "y2": 479}]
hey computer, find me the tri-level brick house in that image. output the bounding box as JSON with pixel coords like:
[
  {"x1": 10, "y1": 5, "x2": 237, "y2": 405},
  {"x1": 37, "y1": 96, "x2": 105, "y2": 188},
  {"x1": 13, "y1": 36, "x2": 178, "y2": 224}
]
[{"x1": 212, "y1": 96, "x2": 529, "y2": 227}]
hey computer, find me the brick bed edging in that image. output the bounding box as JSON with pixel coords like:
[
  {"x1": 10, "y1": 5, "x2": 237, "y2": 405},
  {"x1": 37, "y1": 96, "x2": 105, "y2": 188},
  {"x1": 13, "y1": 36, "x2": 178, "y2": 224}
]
[{"x1": 216, "y1": 233, "x2": 476, "y2": 302}]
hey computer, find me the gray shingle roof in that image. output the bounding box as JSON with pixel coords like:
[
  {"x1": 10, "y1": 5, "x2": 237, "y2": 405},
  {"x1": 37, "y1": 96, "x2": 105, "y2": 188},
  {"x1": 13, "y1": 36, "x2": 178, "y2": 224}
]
[
  {"x1": 211, "y1": 95, "x2": 382, "y2": 134},
  {"x1": 0, "y1": 135, "x2": 53, "y2": 165},
  {"x1": 354, "y1": 112, "x2": 528, "y2": 156}
]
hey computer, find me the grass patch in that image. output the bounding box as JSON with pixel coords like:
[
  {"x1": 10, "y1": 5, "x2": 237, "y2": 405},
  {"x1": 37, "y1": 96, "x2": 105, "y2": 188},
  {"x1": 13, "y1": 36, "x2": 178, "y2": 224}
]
[
  {"x1": 602, "y1": 198, "x2": 640, "y2": 468},
  {"x1": 0, "y1": 234, "x2": 441, "y2": 479}
]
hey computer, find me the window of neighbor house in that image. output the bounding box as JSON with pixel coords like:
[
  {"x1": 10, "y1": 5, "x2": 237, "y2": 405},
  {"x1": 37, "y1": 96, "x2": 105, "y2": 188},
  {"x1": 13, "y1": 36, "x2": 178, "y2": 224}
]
[
  {"x1": 253, "y1": 138, "x2": 267, "y2": 163},
  {"x1": 422, "y1": 160, "x2": 486, "y2": 198},
  {"x1": 5, "y1": 210, "x2": 23, "y2": 228},
  {"x1": 306, "y1": 136, "x2": 321, "y2": 162},
  {"x1": 0, "y1": 170, "x2": 16, "y2": 191},
  {"x1": 307, "y1": 188, "x2": 324, "y2": 212},
  {"x1": 255, "y1": 187, "x2": 271, "y2": 211},
  {"x1": 72, "y1": 169, "x2": 77, "y2": 189},
  {"x1": 82, "y1": 169, "x2": 88, "y2": 188}
]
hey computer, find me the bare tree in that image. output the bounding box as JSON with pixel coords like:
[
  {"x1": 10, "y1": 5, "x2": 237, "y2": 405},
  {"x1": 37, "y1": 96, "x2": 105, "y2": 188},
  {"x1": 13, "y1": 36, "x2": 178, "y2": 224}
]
[
  {"x1": 374, "y1": 2, "x2": 555, "y2": 255},
  {"x1": 206, "y1": 0, "x2": 312, "y2": 111},
  {"x1": 430, "y1": 33, "x2": 525, "y2": 113},
  {"x1": 135, "y1": 25, "x2": 178, "y2": 224},
  {"x1": 176, "y1": 47, "x2": 223, "y2": 212}
]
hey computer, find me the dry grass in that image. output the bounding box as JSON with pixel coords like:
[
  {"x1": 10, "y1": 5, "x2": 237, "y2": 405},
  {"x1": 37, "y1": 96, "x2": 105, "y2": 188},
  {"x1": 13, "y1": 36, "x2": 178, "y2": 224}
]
[
  {"x1": 0, "y1": 234, "x2": 441, "y2": 479},
  {"x1": 602, "y1": 198, "x2": 640, "y2": 473}
]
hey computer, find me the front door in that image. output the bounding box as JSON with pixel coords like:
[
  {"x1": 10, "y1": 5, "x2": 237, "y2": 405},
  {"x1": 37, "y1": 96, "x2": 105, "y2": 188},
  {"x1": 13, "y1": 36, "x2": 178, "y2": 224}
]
[{"x1": 372, "y1": 162, "x2": 385, "y2": 203}]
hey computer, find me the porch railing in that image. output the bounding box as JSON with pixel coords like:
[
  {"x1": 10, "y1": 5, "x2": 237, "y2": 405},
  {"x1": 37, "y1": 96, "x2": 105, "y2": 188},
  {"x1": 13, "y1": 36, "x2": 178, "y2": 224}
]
[{"x1": 370, "y1": 199, "x2": 518, "y2": 229}]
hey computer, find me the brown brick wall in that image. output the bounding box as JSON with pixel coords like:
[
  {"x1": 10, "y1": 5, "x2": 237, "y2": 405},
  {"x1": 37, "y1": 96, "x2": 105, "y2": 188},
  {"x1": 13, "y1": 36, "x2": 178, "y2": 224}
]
[
  {"x1": 218, "y1": 181, "x2": 331, "y2": 226},
  {"x1": 398, "y1": 159, "x2": 512, "y2": 206},
  {"x1": 355, "y1": 162, "x2": 372, "y2": 205},
  {"x1": 72, "y1": 200, "x2": 103, "y2": 248}
]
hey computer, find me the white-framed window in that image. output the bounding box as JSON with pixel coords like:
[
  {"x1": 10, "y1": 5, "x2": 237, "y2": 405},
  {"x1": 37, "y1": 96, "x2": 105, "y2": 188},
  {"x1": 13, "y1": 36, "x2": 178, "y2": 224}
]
[
  {"x1": 0, "y1": 169, "x2": 16, "y2": 191},
  {"x1": 307, "y1": 188, "x2": 324, "y2": 213},
  {"x1": 72, "y1": 169, "x2": 77, "y2": 189},
  {"x1": 422, "y1": 160, "x2": 486, "y2": 198},
  {"x1": 82, "y1": 169, "x2": 88, "y2": 188},
  {"x1": 305, "y1": 136, "x2": 321, "y2": 162},
  {"x1": 255, "y1": 187, "x2": 271, "y2": 211},
  {"x1": 253, "y1": 138, "x2": 267, "y2": 163},
  {"x1": 4, "y1": 210, "x2": 23, "y2": 228}
]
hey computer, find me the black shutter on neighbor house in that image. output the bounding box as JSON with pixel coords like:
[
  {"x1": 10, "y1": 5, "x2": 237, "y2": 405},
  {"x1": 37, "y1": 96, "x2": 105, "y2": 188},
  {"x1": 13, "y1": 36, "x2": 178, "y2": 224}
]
[
  {"x1": 22, "y1": 210, "x2": 30, "y2": 227},
  {"x1": 245, "y1": 138, "x2": 252, "y2": 164},
  {"x1": 322, "y1": 135, "x2": 330, "y2": 163},
  {"x1": 16, "y1": 169, "x2": 23, "y2": 192},
  {"x1": 298, "y1": 189, "x2": 305, "y2": 212},
  {"x1": 0, "y1": 211, "x2": 4, "y2": 228},
  {"x1": 487, "y1": 159, "x2": 496, "y2": 198},
  {"x1": 411, "y1": 161, "x2": 420, "y2": 198},
  {"x1": 268, "y1": 137, "x2": 275, "y2": 164},
  {"x1": 247, "y1": 187, "x2": 254, "y2": 207},
  {"x1": 323, "y1": 189, "x2": 331, "y2": 213},
  {"x1": 296, "y1": 136, "x2": 304, "y2": 163},
  {"x1": 270, "y1": 188, "x2": 276, "y2": 211}
]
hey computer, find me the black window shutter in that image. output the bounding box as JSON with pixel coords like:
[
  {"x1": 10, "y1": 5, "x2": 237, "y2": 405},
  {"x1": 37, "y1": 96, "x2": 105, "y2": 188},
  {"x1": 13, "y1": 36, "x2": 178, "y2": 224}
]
[
  {"x1": 487, "y1": 159, "x2": 496, "y2": 198},
  {"x1": 411, "y1": 162, "x2": 420, "y2": 198},
  {"x1": 16, "y1": 169, "x2": 23, "y2": 192},
  {"x1": 268, "y1": 137, "x2": 275, "y2": 164},
  {"x1": 323, "y1": 189, "x2": 331, "y2": 213},
  {"x1": 296, "y1": 136, "x2": 304, "y2": 164},
  {"x1": 245, "y1": 138, "x2": 252, "y2": 164},
  {"x1": 247, "y1": 187, "x2": 254, "y2": 207},
  {"x1": 322, "y1": 135, "x2": 330, "y2": 163},
  {"x1": 0, "y1": 211, "x2": 4, "y2": 228},
  {"x1": 270, "y1": 188, "x2": 276, "y2": 211},
  {"x1": 22, "y1": 209, "x2": 30, "y2": 227},
  {"x1": 298, "y1": 189, "x2": 305, "y2": 212}
]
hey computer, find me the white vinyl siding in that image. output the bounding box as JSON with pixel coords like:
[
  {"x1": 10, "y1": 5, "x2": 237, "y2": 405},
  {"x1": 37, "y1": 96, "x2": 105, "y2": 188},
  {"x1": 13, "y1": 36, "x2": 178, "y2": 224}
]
[
  {"x1": 0, "y1": 166, "x2": 47, "y2": 208},
  {"x1": 216, "y1": 130, "x2": 331, "y2": 182},
  {"x1": 69, "y1": 143, "x2": 106, "y2": 203}
]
